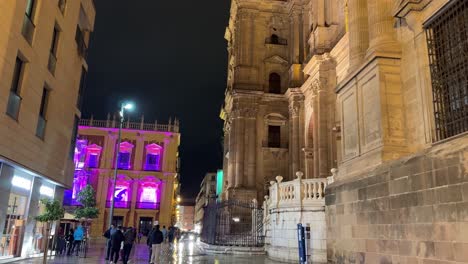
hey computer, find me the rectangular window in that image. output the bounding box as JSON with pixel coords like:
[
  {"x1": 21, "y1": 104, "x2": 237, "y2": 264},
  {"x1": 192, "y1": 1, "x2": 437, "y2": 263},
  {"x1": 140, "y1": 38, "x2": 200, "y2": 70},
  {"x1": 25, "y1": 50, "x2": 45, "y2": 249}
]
[
  {"x1": 58, "y1": 0, "x2": 66, "y2": 14},
  {"x1": 25, "y1": 0, "x2": 35, "y2": 18},
  {"x1": 69, "y1": 116, "x2": 79, "y2": 159},
  {"x1": 22, "y1": 0, "x2": 36, "y2": 44},
  {"x1": 75, "y1": 26, "x2": 87, "y2": 58},
  {"x1": 76, "y1": 67, "x2": 87, "y2": 109},
  {"x1": 48, "y1": 27, "x2": 59, "y2": 74},
  {"x1": 118, "y1": 152, "x2": 131, "y2": 170},
  {"x1": 6, "y1": 58, "x2": 24, "y2": 119},
  {"x1": 425, "y1": 0, "x2": 468, "y2": 141},
  {"x1": 145, "y1": 154, "x2": 160, "y2": 171},
  {"x1": 268, "y1": 125, "x2": 281, "y2": 148},
  {"x1": 36, "y1": 88, "x2": 49, "y2": 139},
  {"x1": 88, "y1": 154, "x2": 99, "y2": 168}
]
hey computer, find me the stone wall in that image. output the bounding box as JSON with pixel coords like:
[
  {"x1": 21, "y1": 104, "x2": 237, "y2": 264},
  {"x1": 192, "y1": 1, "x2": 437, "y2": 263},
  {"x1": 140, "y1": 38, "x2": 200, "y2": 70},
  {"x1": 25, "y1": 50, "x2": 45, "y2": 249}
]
[{"x1": 326, "y1": 135, "x2": 468, "y2": 263}]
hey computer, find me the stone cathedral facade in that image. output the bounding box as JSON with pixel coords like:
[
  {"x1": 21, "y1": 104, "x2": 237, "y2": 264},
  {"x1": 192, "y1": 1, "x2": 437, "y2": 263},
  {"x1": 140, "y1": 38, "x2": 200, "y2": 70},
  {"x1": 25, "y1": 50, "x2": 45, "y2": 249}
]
[{"x1": 221, "y1": 0, "x2": 468, "y2": 262}]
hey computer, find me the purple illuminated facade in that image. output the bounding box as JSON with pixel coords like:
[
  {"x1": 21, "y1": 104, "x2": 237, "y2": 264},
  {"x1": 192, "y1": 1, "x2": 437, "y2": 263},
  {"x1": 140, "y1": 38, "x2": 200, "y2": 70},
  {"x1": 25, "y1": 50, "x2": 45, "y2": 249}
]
[{"x1": 63, "y1": 117, "x2": 180, "y2": 237}]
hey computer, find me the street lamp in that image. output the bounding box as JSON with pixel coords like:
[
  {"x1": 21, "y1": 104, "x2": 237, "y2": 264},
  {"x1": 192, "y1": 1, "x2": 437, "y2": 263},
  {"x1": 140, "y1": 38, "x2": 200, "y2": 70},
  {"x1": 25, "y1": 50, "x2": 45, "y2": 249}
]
[{"x1": 108, "y1": 101, "x2": 134, "y2": 228}]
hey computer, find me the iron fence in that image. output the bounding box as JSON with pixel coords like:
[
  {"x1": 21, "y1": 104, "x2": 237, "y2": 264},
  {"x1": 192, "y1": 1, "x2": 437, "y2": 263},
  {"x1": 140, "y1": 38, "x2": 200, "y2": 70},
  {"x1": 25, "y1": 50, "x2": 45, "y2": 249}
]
[{"x1": 201, "y1": 199, "x2": 264, "y2": 247}]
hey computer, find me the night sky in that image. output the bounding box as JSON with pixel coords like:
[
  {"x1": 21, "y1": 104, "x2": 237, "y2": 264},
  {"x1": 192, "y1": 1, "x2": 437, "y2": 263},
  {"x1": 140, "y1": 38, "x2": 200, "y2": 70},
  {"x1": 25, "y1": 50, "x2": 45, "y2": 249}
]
[{"x1": 83, "y1": 0, "x2": 231, "y2": 199}]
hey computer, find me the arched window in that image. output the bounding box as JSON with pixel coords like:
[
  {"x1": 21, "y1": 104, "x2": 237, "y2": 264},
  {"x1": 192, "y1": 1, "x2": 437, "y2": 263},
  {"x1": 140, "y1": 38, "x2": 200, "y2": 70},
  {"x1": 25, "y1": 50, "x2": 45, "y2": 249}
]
[
  {"x1": 269, "y1": 73, "x2": 281, "y2": 94},
  {"x1": 271, "y1": 34, "x2": 279, "y2": 44}
]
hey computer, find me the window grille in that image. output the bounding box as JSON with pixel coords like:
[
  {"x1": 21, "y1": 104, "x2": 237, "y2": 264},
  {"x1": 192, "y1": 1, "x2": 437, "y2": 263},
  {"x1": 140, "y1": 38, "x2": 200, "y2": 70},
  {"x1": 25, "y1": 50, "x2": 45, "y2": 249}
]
[{"x1": 425, "y1": 0, "x2": 468, "y2": 141}]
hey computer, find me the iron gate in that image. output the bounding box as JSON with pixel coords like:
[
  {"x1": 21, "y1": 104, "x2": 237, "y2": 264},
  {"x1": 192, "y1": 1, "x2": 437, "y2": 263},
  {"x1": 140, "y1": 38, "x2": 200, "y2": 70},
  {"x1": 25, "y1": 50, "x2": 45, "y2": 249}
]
[{"x1": 201, "y1": 200, "x2": 264, "y2": 247}]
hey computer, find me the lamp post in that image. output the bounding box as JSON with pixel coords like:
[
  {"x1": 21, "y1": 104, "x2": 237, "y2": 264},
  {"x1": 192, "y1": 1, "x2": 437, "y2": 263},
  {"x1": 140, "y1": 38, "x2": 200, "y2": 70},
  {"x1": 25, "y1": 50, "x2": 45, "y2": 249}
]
[{"x1": 108, "y1": 102, "x2": 133, "y2": 228}]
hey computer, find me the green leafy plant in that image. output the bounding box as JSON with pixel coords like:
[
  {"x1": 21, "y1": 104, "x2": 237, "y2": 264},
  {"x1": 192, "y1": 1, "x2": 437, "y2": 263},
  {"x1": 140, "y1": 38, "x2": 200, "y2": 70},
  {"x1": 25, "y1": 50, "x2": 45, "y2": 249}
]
[
  {"x1": 74, "y1": 184, "x2": 99, "y2": 219},
  {"x1": 35, "y1": 198, "x2": 65, "y2": 264}
]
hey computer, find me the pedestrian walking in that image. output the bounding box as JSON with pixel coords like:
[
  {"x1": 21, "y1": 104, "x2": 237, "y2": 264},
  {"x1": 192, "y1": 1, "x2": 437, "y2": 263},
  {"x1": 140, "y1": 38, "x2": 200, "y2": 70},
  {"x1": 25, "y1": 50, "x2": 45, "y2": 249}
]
[
  {"x1": 161, "y1": 226, "x2": 167, "y2": 243},
  {"x1": 71, "y1": 223, "x2": 84, "y2": 256},
  {"x1": 110, "y1": 226, "x2": 125, "y2": 264},
  {"x1": 104, "y1": 224, "x2": 117, "y2": 260},
  {"x1": 147, "y1": 227, "x2": 155, "y2": 263},
  {"x1": 122, "y1": 226, "x2": 136, "y2": 264},
  {"x1": 137, "y1": 231, "x2": 143, "y2": 244},
  {"x1": 168, "y1": 226, "x2": 175, "y2": 244},
  {"x1": 65, "y1": 228, "x2": 74, "y2": 256},
  {"x1": 150, "y1": 225, "x2": 164, "y2": 264}
]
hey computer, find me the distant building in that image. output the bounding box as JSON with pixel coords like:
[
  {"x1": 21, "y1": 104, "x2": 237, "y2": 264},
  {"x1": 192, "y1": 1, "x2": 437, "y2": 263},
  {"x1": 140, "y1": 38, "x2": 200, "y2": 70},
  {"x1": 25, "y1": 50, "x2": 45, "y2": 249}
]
[
  {"x1": 65, "y1": 116, "x2": 181, "y2": 237},
  {"x1": 0, "y1": 0, "x2": 95, "y2": 259},
  {"x1": 194, "y1": 173, "x2": 217, "y2": 232},
  {"x1": 177, "y1": 202, "x2": 195, "y2": 232}
]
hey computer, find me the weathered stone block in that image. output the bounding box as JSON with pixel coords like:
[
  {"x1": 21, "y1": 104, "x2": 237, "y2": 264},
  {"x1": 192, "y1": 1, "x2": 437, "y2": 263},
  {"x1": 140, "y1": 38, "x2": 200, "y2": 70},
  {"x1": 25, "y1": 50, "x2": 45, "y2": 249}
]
[
  {"x1": 462, "y1": 183, "x2": 468, "y2": 202},
  {"x1": 417, "y1": 189, "x2": 437, "y2": 206},
  {"x1": 437, "y1": 185, "x2": 462, "y2": 203},
  {"x1": 453, "y1": 243, "x2": 468, "y2": 262},
  {"x1": 433, "y1": 168, "x2": 449, "y2": 187},
  {"x1": 358, "y1": 188, "x2": 367, "y2": 201},
  {"x1": 434, "y1": 241, "x2": 454, "y2": 261},
  {"x1": 390, "y1": 192, "x2": 419, "y2": 209},
  {"x1": 376, "y1": 239, "x2": 398, "y2": 254},
  {"x1": 434, "y1": 203, "x2": 459, "y2": 222},
  {"x1": 389, "y1": 177, "x2": 410, "y2": 195},
  {"x1": 433, "y1": 223, "x2": 459, "y2": 241},
  {"x1": 409, "y1": 206, "x2": 434, "y2": 223},
  {"x1": 398, "y1": 240, "x2": 415, "y2": 256},
  {"x1": 447, "y1": 165, "x2": 464, "y2": 184},
  {"x1": 416, "y1": 241, "x2": 435, "y2": 258},
  {"x1": 408, "y1": 224, "x2": 434, "y2": 241},
  {"x1": 457, "y1": 201, "x2": 468, "y2": 221},
  {"x1": 409, "y1": 172, "x2": 434, "y2": 191},
  {"x1": 390, "y1": 165, "x2": 411, "y2": 180}
]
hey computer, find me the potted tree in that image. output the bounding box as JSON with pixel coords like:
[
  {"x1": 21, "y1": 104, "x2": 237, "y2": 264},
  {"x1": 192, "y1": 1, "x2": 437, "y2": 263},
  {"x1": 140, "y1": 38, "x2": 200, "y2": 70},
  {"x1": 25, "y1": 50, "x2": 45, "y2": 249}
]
[
  {"x1": 35, "y1": 199, "x2": 65, "y2": 264},
  {"x1": 73, "y1": 184, "x2": 99, "y2": 257}
]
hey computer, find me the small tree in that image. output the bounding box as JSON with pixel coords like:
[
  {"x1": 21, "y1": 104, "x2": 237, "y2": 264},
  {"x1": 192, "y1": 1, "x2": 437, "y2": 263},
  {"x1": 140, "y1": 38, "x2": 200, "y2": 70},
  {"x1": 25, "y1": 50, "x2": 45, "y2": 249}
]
[
  {"x1": 74, "y1": 184, "x2": 99, "y2": 219},
  {"x1": 35, "y1": 199, "x2": 65, "y2": 264}
]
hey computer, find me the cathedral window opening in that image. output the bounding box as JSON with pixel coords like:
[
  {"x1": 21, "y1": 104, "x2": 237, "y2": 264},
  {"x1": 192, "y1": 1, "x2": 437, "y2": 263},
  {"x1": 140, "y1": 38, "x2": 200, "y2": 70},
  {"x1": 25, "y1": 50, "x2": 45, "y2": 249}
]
[
  {"x1": 425, "y1": 0, "x2": 468, "y2": 141},
  {"x1": 265, "y1": 34, "x2": 287, "y2": 45},
  {"x1": 269, "y1": 73, "x2": 282, "y2": 94},
  {"x1": 268, "y1": 125, "x2": 281, "y2": 148}
]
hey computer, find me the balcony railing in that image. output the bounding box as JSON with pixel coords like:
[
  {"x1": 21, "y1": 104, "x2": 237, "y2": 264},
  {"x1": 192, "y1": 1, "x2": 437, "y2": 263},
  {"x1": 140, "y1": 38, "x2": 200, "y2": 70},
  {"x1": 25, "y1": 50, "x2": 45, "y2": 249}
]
[
  {"x1": 75, "y1": 28, "x2": 88, "y2": 59},
  {"x1": 79, "y1": 118, "x2": 180, "y2": 133},
  {"x1": 136, "y1": 202, "x2": 160, "y2": 210},
  {"x1": 36, "y1": 116, "x2": 47, "y2": 139},
  {"x1": 6, "y1": 92, "x2": 21, "y2": 119},
  {"x1": 106, "y1": 200, "x2": 130, "y2": 209},
  {"x1": 48, "y1": 52, "x2": 57, "y2": 75},
  {"x1": 22, "y1": 14, "x2": 35, "y2": 44}
]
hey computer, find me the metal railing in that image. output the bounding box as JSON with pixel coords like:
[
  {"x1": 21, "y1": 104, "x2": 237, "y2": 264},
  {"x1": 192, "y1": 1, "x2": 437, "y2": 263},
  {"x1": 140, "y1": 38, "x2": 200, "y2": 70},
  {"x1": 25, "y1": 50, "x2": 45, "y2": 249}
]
[
  {"x1": 22, "y1": 14, "x2": 35, "y2": 44},
  {"x1": 105, "y1": 200, "x2": 130, "y2": 209},
  {"x1": 79, "y1": 119, "x2": 180, "y2": 133},
  {"x1": 135, "y1": 202, "x2": 160, "y2": 210},
  {"x1": 36, "y1": 116, "x2": 47, "y2": 139},
  {"x1": 201, "y1": 200, "x2": 264, "y2": 247},
  {"x1": 6, "y1": 92, "x2": 21, "y2": 119}
]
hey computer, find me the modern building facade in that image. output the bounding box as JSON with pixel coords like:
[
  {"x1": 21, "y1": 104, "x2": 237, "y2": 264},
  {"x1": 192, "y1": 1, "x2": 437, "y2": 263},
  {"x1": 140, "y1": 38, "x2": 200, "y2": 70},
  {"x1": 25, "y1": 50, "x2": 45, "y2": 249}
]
[
  {"x1": 65, "y1": 117, "x2": 180, "y2": 237},
  {"x1": 222, "y1": 0, "x2": 468, "y2": 262},
  {"x1": 0, "y1": 0, "x2": 95, "y2": 260},
  {"x1": 194, "y1": 173, "x2": 217, "y2": 232}
]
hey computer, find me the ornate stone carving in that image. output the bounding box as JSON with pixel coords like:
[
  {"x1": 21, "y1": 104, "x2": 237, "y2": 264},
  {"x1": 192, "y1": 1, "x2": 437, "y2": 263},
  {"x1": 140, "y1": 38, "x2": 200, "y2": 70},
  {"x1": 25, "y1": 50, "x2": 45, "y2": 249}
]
[
  {"x1": 288, "y1": 103, "x2": 300, "y2": 118},
  {"x1": 394, "y1": 0, "x2": 432, "y2": 18}
]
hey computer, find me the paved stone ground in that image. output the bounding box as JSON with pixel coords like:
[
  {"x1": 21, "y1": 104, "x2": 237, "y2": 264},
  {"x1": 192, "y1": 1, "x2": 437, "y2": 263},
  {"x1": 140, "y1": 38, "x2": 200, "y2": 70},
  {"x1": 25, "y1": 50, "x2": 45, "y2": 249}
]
[{"x1": 11, "y1": 240, "x2": 285, "y2": 264}]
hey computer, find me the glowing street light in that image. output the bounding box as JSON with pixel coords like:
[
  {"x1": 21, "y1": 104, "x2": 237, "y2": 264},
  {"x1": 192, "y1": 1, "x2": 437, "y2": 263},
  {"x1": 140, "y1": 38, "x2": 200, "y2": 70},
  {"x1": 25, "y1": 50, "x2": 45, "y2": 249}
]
[{"x1": 108, "y1": 101, "x2": 134, "y2": 228}]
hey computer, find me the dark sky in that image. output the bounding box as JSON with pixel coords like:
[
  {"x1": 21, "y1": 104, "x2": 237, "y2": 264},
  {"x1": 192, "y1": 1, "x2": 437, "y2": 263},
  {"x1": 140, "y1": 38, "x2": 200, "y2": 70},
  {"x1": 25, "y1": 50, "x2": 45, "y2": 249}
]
[{"x1": 83, "y1": 0, "x2": 231, "y2": 199}]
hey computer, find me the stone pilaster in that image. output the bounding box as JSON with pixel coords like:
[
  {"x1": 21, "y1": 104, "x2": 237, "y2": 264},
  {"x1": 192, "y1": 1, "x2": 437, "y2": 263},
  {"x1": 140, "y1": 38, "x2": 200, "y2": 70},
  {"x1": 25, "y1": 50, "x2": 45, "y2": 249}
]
[
  {"x1": 286, "y1": 88, "x2": 304, "y2": 178},
  {"x1": 133, "y1": 137, "x2": 144, "y2": 171},
  {"x1": 347, "y1": 0, "x2": 369, "y2": 70},
  {"x1": 227, "y1": 113, "x2": 237, "y2": 189},
  {"x1": 366, "y1": 0, "x2": 401, "y2": 58},
  {"x1": 235, "y1": 111, "x2": 245, "y2": 187},
  {"x1": 245, "y1": 107, "x2": 258, "y2": 188}
]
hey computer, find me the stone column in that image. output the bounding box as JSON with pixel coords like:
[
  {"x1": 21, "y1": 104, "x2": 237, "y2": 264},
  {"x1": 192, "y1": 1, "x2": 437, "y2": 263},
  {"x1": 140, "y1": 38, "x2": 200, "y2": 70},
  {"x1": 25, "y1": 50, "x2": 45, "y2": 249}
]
[
  {"x1": 245, "y1": 108, "x2": 257, "y2": 188},
  {"x1": 366, "y1": 0, "x2": 401, "y2": 58},
  {"x1": 290, "y1": 10, "x2": 303, "y2": 64},
  {"x1": 158, "y1": 177, "x2": 173, "y2": 227},
  {"x1": 347, "y1": 0, "x2": 369, "y2": 70},
  {"x1": 133, "y1": 138, "x2": 144, "y2": 171},
  {"x1": 316, "y1": 83, "x2": 330, "y2": 178},
  {"x1": 128, "y1": 180, "x2": 138, "y2": 227},
  {"x1": 235, "y1": 112, "x2": 245, "y2": 187},
  {"x1": 289, "y1": 105, "x2": 300, "y2": 177},
  {"x1": 312, "y1": 94, "x2": 320, "y2": 178},
  {"x1": 227, "y1": 114, "x2": 237, "y2": 189}
]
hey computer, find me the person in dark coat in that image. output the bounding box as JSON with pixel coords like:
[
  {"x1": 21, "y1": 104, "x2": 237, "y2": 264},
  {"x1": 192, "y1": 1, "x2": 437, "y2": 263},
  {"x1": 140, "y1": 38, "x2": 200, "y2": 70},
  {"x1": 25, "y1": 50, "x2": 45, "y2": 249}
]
[
  {"x1": 146, "y1": 227, "x2": 155, "y2": 263},
  {"x1": 150, "y1": 225, "x2": 164, "y2": 264},
  {"x1": 110, "y1": 226, "x2": 125, "y2": 264},
  {"x1": 104, "y1": 224, "x2": 116, "y2": 261},
  {"x1": 66, "y1": 228, "x2": 74, "y2": 256},
  {"x1": 122, "y1": 227, "x2": 136, "y2": 264}
]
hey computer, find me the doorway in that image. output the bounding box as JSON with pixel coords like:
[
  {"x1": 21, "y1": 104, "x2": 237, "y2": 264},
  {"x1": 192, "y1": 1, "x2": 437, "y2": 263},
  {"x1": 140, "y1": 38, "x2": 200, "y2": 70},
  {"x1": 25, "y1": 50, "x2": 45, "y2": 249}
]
[{"x1": 138, "y1": 217, "x2": 153, "y2": 236}]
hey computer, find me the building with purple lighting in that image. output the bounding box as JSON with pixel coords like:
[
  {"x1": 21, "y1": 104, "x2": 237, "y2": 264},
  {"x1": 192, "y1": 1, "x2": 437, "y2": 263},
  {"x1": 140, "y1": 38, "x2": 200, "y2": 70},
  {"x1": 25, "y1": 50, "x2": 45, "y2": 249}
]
[{"x1": 64, "y1": 116, "x2": 180, "y2": 237}]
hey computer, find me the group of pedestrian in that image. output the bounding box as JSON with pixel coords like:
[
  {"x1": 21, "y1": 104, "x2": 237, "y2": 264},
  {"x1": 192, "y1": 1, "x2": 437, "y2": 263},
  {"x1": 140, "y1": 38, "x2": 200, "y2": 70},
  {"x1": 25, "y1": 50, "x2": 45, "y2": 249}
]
[
  {"x1": 63, "y1": 223, "x2": 85, "y2": 256},
  {"x1": 146, "y1": 225, "x2": 178, "y2": 263},
  {"x1": 104, "y1": 224, "x2": 136, "y2": 264}
]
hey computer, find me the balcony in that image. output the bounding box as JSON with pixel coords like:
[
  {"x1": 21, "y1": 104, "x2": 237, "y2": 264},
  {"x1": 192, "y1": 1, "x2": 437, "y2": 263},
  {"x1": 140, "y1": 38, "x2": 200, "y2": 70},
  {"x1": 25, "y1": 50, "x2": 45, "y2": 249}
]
[
  {"x1": 36, "y1": 116, "x2": 46, "y2": 139},
  {"x1": 22, "y1": 14, "x2": 35, "y2": 45},
  {"x1": 48, "y1": 52, "x2": 57, "y2": 75},
  {"x1": 106, "y1": 200, "x2": 130, "y2": 209},
  {"x1": 75, "y1": 28, "x2": 88, "y2": 59},
  {"x1": 136, "y1": 202, "x2": 160, "y2": 210},
  {"x1": 6, "y1": 92, "x2": 21, "y2": 120}
]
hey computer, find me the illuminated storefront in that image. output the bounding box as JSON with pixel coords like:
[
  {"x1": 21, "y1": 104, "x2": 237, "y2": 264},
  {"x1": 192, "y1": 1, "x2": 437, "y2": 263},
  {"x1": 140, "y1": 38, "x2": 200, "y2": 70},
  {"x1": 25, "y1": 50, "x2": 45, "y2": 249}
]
[{"x1": 0, "y1": 162, "x2": 61, "y2": 260}]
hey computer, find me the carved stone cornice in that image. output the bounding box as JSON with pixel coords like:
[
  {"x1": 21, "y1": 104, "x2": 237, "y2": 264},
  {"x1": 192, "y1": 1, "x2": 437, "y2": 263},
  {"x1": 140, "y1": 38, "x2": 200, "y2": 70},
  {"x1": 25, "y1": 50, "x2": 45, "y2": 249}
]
[{"x1": 394, "y1": 0, "x2": 432, "y2": 18}]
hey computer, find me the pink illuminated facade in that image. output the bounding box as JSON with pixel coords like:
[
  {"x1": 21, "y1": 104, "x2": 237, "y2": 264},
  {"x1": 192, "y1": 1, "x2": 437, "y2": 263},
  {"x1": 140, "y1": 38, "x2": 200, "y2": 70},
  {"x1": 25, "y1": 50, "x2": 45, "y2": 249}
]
[{"x1": 64, "y1": 117, "x2": 181, "y2": 237}]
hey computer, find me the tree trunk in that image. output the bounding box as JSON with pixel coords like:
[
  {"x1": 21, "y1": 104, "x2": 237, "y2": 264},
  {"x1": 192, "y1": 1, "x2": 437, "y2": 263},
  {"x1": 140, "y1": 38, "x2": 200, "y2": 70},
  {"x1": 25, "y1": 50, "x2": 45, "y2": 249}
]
[{"x1": 42, "y1": 222, "x2": 49, "y2": 264}]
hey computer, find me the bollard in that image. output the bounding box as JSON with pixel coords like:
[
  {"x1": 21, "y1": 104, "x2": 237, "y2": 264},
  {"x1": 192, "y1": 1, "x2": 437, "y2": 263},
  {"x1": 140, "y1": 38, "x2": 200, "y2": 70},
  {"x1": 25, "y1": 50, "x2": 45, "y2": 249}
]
[{"x1": 297, "y1": 224, "x2": 306, "y2": 264}]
